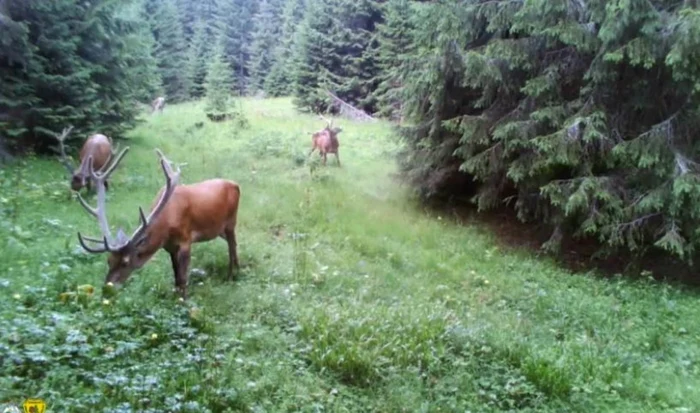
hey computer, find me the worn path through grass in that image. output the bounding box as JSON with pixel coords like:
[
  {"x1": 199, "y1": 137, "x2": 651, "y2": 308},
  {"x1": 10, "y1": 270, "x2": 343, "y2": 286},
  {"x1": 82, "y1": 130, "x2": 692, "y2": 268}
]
[{"x1": 1, "y1": 98, "x2": 700, "y2": 412}]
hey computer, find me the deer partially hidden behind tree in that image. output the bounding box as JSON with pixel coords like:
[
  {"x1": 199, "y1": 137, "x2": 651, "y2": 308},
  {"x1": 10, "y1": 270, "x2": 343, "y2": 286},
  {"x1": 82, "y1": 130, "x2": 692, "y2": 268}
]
[
  {"x1": 54, "y1": 126, "x2": 127, "y2": 192},
  {"x1": 75, "y1": 148, "x2": 241, "y2": 300},
  {"x1": 308, "y1": 115, "x2": 342, "y2": 166},
  {"x1": 151, "y1": 96, "x2": 165, "y2": 114}
]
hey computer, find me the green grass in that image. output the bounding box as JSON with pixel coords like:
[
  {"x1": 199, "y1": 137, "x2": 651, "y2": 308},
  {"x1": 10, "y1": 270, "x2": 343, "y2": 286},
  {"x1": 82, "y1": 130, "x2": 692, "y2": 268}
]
[{"x1": 1, "y1": 97, "x2": 700, "y2": 412}]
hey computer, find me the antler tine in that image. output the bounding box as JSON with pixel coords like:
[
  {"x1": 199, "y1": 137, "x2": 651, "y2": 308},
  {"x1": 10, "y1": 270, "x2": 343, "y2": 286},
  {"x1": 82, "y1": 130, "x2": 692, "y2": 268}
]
[
  {"x1": 91, "y1": 146, "x2": 130, "y2": 182},
  {"x1": 54, "y1": 125, "x2": 75, "y2": 173},
  {"x1": 96, "y1": 141, "x2": 121, "y2": 174},
  {"x1": 76, "y1": 156, "x2": 122, "y2": 253},
  {"x1": 127, "y1": 149, "x2": 181, "y2": 244},
  {"x1": 318, "y1": 114, "x2": 333, "y2": 129},
  {"x1": 77, "y1": 232, "x2": 110, "y2": 254}
]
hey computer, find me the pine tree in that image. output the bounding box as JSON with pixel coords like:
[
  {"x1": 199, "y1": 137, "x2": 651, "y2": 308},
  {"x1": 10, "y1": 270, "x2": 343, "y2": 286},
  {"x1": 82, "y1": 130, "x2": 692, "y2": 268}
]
[
  {"x1": 204, "y1": 39, "x2": 235, "y2": 119},
  {"x1": 219, "y1": 0, "x2": 258, "y2": 94},
  {"x1": 186, "y1": 18, "x2": 210, "y2": 98},
  {"x1": 0, "y1": 0, "x2": 36, "y2": 147},
  {"x1": 0, "y1": 0, "x2": 158, "y2": 153},
  {"x1": 246, "y1": 0, "x2": 283, "y2": 94},
  {"x1": 372, "y1": 0, "x2": 414, "y2": 119},
  {"x1": 124, "y1": 0, "x2": 163, "y2": 103},
  {"x1": 264, "y1": 0, "x2": 307, "y2": 96},
  {"x1": 148, "y1": 0, "x2": 190, "y2": 103},
  {"x1": 292, "y1": 0, "x2": 338, "y2": 112},
  {"x1": 398, "y1": 0, "x2": 700, "y2": 267},
  {"x1": 293, "y1": 0, "x2": 383, "y2": 114}
]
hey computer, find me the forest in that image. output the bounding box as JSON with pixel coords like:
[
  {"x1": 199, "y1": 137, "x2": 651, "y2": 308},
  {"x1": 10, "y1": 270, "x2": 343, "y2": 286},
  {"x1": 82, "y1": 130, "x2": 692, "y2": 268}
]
[
  {"x1": 4, "y1": 0, "x2": 700, "y2": 271},
  {"x1": 2, "y1": 0, "x2": 700, "y2": 411}
]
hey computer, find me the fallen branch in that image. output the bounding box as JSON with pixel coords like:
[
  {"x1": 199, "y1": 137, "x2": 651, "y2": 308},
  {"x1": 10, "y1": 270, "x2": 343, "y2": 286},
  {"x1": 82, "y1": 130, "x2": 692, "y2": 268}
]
[{"x1": 325, "y1": 89, "x2": 376, "y2": 122}]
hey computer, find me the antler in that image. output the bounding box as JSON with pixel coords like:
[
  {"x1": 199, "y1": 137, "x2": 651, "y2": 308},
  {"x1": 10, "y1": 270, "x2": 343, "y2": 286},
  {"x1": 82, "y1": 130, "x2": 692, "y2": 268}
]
[
  {"x1": 96, "y1": 139, "x2": 122, "y2": 174},
  {"x1": 77, "y1": 148, "x2": 181, "y2": 254},
  {"x1": 54, "y1": 126, "x2": 76, "y2": 174},
  {"x1": 124, "y1": 148, "x2": 181, "y2": 247},
  {"x1": 76, "y1": 146, "x2": 131, "y2": 254},
  {"x1": 318, "y1": 114, "x2": 333, "y2": 129}
]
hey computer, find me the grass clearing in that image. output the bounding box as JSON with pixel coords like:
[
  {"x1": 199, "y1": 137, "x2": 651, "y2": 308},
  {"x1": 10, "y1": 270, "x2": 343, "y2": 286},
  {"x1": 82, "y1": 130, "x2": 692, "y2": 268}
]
[{"x1": 1, "y1": 98, "x2": 700, "y2": 412}]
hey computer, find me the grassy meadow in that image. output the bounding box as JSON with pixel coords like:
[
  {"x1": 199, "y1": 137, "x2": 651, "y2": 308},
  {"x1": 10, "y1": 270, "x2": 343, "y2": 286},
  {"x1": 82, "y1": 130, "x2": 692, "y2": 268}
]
[{"x1": 1, "y1": 98, "x2": 700, "y2": 412}]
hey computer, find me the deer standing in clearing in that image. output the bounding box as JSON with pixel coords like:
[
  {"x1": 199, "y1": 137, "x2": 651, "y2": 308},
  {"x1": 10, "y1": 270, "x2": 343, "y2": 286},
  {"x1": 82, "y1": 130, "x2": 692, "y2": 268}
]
[
  {"x1": 151, "y1": 96, "x2": 165, "y2": 114},
  {"x1": 75, "y1": 148, "x2": 241, "y2": 299},
  {"x1": 308, "y1": 115, "x2": 342, "y2": 166},
  {"x1": 54, "y1": 126, "x2": 127, "y2": 192}
]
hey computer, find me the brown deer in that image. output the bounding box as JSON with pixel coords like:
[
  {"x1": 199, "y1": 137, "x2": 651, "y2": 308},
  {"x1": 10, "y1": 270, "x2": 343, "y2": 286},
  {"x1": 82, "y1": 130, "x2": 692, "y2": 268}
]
[
  {"x1": 54, "y1": 126, "x2": 126, "y2": 192},
  {"x1": 308, "y1": 115, "x2": 342, "y2": 166},
  {"x1": 151, "y1": 96, "x2": 165, "y2": 114},
  {"x1": 75, "y1": 148, "x2": 241, "y2": 300}
]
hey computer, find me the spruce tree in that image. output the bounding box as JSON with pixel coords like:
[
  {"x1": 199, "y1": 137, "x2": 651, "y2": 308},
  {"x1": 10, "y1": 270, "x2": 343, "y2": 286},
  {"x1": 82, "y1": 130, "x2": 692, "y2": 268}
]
[
  {"x1": 293, "y1": 0, "x2": 383, "y2": 114},
  {"x1": 148, "y1": 0, "x2": 190, "y2": 103},
  {"x1": 204, "y1": 39, "x2": 235, "y2": 120},
  {"x1": 372, "y1": 0, "x2": 414, "y2": 119},
  {"x1": 292, "y1": 0, "x2": 338, "y2": 112},
  {"x1": 219, "y1": 0, "x2": 258, "y2": 94},
  {"x1": 0, "y1": 0, "x2": 158, "y2": 153},
  {"x1": 398, "y1": 0, "x2": 700, "y2": 267},
  {"x1": 125, "y1": 0, "x2": 163, "y2": 104},
  {"x1": 0, "y1": 0, "x2": 35, "y2": 146},
  {"x1": 186, "y1": 19, "x2": 210, "y2": 98},
  {"x1": 265, "y1": 0, "x2": 307, "y2": 96},
  {"x1": 247, "y1": 0, "x2": 283, "y2": 95}
]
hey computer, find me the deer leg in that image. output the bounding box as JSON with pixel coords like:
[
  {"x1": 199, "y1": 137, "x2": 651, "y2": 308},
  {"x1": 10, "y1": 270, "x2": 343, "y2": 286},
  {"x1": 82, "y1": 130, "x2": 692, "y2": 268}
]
[
  {"x1": 171, "y1": 246, "x2": 191, "y2": 299},
  {"x1": 335, "y1": 151, "x2": 341, "y2": 167},
  {"x1": 104, "y1": 180, "x2": 110, "y2": 192},
  {"x1": 223, "y1": 226, "x2": 239, "y2": 281}
]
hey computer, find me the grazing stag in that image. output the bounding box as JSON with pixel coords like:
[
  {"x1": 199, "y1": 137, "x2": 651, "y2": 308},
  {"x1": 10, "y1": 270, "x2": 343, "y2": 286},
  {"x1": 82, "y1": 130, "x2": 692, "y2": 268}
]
[
  {"x1": 54, "y1": 126, "x2": 127, "y2": 192},
  {"x1": 308, "y1": 115, "x2": 342, "y2": 166},
  {"x1": 151, "y1": 96, "x2": 165, "y2": 114},
  {"x1": 76, "y1": 149, "x2": 241, "y2": 299}
]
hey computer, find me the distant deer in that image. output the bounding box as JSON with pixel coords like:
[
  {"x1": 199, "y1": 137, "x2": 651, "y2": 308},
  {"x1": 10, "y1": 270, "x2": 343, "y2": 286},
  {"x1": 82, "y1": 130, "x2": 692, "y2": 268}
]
[
  {"x1": 75, "y1": 148, "x2": 241, "y2": 300},
  {"x1": 308, "y1": 115, "x2": 342, "y2": 166},
  {"x1": 151, "y1": 96, "x2": 165, "y2": 114},
  {"x1": 54, "y1": 126, "x2": 127, "y2": 192}
]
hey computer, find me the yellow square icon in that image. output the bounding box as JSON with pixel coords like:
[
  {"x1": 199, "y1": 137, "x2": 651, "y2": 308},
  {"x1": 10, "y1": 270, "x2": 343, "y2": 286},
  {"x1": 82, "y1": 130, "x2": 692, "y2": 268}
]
[{"x1": 22, "y1": 399, "x2": 45, "y2": 413}]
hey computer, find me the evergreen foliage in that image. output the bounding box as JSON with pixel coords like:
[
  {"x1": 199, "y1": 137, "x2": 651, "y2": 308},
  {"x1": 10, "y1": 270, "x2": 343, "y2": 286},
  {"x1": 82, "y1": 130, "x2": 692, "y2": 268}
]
[
  {"x1": 6, "y1": 0, "x2": 700, "y2": 268},
  {"x1": 398, "y1": 0, "x2": 700, "y2": 265},
  {"x1": 148, "y1": 0, "x2": 190, "y2": 103},
  {"x1": 204, "y1": 40, "x2": 235, "y2": 118},
  {"x1": 219, "y1": 0, "x2": 258, "y2": 94},
  {"x1": 371, "y1": 0, "x2": 414, "y2": 120},
  {"x1": 292, "y1": 0, "x2": 383, "y2": 114},
  {"x1": 246, "y1": 0, "x2": 283, "y2": 95},
  {"x1": 264, "y1": 0, "x2": 307, "y2": 97},
  {"x1": 0, "y1": 0, "x2": 159, "y2": 153},
  {"x1": 185, "y1": 18, "x2": 211, "y2": 99}
]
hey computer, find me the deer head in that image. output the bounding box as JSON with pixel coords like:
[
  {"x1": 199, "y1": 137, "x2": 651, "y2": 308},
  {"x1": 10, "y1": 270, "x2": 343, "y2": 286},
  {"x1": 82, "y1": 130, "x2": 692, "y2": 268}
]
[
  {"x1": 319, "y1": 114, "x2": 343, "y2": 135},
  {"x1": 54, "y1": 126, "x2": 124, "y2": 191},
  {"x1": 76, "y1": 148, "x2": 181, "y2": 286}
]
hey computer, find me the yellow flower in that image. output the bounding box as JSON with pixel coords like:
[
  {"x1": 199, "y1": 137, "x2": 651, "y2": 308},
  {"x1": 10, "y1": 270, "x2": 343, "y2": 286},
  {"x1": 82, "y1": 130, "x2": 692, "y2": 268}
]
[
  {"x1": 102, "y1": 299, "x2": 110, "y2": 305},
  {"x1": 151, "y1": 333, "x2": 158, "y2": 340},
  {"x1": 77, "y1": 284, "x2": 95, "y2": 295}
]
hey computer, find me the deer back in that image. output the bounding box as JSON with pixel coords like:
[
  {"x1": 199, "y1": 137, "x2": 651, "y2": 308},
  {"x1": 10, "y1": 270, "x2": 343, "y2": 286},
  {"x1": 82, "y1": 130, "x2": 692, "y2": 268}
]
[
  {"x1": 144, "y1": 178, "x2": 241, "y2": 248},
  {"x1": 79, "y1": 134, "x2": 113, "y2": 173},
  {"x1": 313, "y1": 129, "x2": 340, "y2": 153}
]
